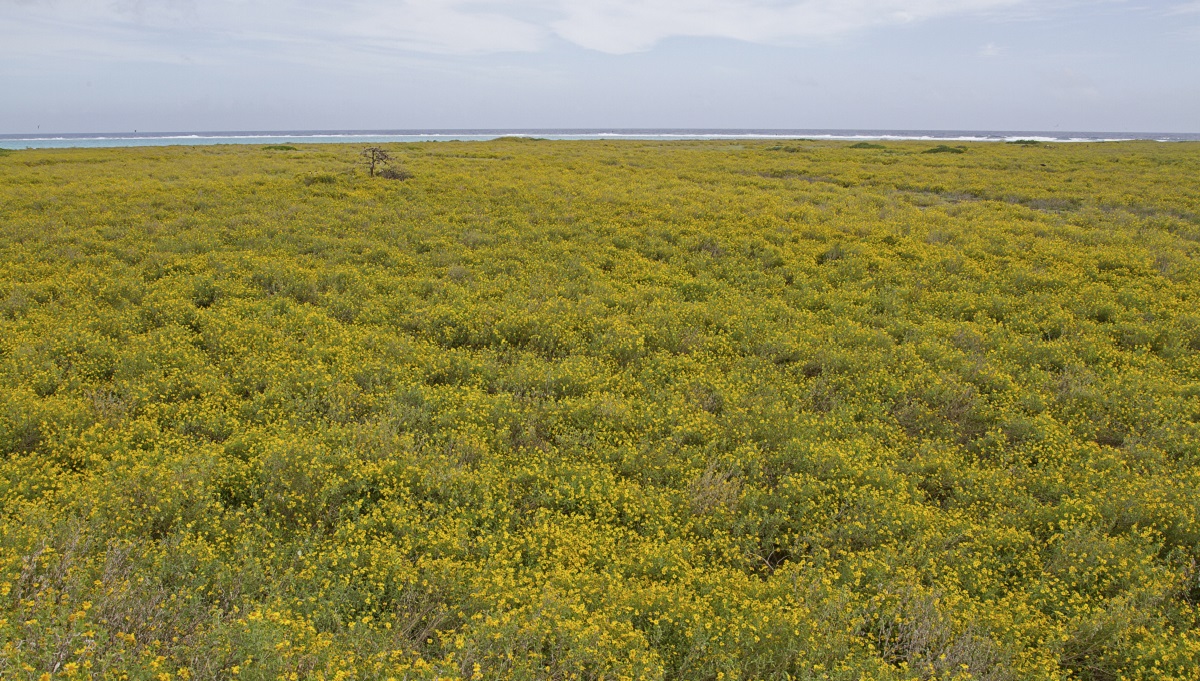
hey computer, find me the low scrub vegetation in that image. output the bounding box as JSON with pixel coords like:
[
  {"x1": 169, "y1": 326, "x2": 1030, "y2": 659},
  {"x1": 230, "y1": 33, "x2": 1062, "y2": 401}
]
[
  {"x1": 378, "y1": 166, "x2": 414, "y2": 181},
  {"x1": 923, "y1": 145, "x2": 967, "y2": 154},
  {"x1": 0, "y1": 139, "x2": 1198, "y2": 679}
]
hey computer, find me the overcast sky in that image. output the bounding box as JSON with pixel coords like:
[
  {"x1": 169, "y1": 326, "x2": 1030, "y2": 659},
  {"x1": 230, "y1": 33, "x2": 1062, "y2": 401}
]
[{"x1": 2, "y1": 0, "x2": 1198, "y2": 133}]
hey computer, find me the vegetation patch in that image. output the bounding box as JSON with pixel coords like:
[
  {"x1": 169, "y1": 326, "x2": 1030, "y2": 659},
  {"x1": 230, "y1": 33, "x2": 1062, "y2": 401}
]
[
  {"x1": 301, "y1": 172, "x2": 338, "y2": 185},
  {"x1": 378, "y1": 166, "x2": 414, "y2": 180},
  {"x1": 1009, "y1": 195, "x2": 1080, "y2": 212},
  {"x1": 849, "y1": 142, "x2": 887, "y2": 149},
  {"x1": 0, "y1": 139, "x2": 1198, "y2": 679},
  {"x1": 263, "y1": 144, "x2": 298, "y2": 151},
  {"x1": 754, "y1": 169, "x2": 843, "y2": 184},
  {"x1": 923, "y1": 145, "x2": 968, "y2": 154}
]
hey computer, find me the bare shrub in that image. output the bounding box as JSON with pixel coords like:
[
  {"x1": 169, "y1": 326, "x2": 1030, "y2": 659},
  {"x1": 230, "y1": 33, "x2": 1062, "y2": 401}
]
[
  {"x1": 378, "y1": 166, "x2": 413, "y2": 181},
  {"x1": 360, "y1": 146, "x2": 392, "y2": 177},
  {"x1": 689, "y1": 461, "x2": 741, "y2": 515},
  {"x1": 864, "y1": 588, "x2": 1014, "y2": 681}
]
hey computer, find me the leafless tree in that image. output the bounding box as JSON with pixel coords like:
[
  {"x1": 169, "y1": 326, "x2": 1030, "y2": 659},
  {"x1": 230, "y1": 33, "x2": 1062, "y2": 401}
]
[{"x1": 360, "y1": 146, "x2": 392, "y2": 177}]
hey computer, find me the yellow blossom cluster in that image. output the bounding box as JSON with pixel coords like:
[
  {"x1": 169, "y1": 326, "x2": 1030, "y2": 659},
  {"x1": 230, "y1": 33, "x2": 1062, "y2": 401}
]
[{"x1": 0, "y1": 139, "x2": 1198, "y2": 679}]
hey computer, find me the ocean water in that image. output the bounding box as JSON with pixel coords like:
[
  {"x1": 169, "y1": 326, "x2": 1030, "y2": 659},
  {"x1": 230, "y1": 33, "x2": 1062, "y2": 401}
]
[{"x1": 1, "y1": 129, "x2": 1198, "y2": 150}]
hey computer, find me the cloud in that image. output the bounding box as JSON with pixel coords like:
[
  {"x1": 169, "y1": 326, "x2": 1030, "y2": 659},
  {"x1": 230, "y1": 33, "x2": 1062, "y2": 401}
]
[
  {"x1": 341, "y1": 2, "x2": 548, "y2": 54},
  {"x1": 1167, "y1": 1, "x2": 1200, "y2": 39},
  {"x1": 1168, "y1": 1, "x2": 1200, "y2": 13},
  {"x1": 1, "y1": 0, "x2": 1035, "y2": 59},
  {"x1": 549, "y1": 0, "x2": 1029, "y2": 53},
  {"x1": 0, "y1": 0, "x2": 550, "y2": 60}
]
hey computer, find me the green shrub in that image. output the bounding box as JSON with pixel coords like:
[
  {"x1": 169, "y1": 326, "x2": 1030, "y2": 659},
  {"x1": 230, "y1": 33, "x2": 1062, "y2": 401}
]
[
  {"x1": 301, "y1": 172, "x2": 338, "y2": 185},
  {"x1": 923, "y1": 145, "x2": 967, "y2": 154},
  {"x1": 817, "y1": 242, "x2": 847, "y2": 264}
]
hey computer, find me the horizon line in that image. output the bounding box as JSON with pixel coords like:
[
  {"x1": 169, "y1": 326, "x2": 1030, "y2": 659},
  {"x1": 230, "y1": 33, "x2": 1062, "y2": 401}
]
[{"x1": 4, "y1": 127, "x2": 1200, "y2": 138}]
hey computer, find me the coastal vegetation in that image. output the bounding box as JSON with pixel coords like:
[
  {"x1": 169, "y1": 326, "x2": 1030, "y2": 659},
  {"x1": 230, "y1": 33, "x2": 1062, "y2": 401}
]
[
  {"x1": 1, "y1": 139, "x2": 1199, "y2": 679},
  {"x1": 921, "y1": 145, "x2": 966, "y2": 155}
]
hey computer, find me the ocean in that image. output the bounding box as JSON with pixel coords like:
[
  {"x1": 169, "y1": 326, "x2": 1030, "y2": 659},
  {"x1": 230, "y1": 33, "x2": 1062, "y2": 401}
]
[{"x1": 1, "y1": 129, "x2": 1198, "y2": 150}]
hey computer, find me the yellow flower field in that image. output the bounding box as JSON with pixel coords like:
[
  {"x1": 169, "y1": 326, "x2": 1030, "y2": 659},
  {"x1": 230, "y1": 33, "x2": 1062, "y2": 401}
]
[{"x1": 0, "y1": 139, "x2": 1198, "y2": 679}]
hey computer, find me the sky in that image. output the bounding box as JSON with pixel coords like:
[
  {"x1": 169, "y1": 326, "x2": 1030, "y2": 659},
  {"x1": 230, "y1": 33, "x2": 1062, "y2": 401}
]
[{"x1": 1, "y1": 0, "x2": 1198, "y2": 133}]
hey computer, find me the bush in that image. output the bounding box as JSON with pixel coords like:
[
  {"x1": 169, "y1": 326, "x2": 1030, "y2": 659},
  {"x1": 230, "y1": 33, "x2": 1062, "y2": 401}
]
[
  {"x1": 263, "y1": 145, "x2": 298, "y2": 151},
  {"x1": 189, "y1": 276, "x2": 220, "y2": 308},
  {"x1": 817, "y1": 242, "x2": 847, "y2": 264},
  {"x1": 378, "y1": 166, "x2": 413, "y2": 181},
  {"x1": 301, "y1": 173, "x2": 338, "y2": 185},
  {"x1": 849, "y1": 142, "x2": 886, "y2": 149},
  {"x1": 923, "y1": 145, "x2": 967, "y2": 154}
]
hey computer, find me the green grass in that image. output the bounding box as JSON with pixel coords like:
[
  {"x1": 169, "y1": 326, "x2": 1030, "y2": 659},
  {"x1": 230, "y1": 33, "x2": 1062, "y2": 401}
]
[{"x1": 0, "y1": 139, "x2": 1199, "y2": 679}]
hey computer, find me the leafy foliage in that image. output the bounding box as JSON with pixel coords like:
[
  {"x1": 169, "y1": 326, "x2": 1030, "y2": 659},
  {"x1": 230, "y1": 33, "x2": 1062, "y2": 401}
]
[
  {"x1": 1, "y1": 140, "x2": 1199, "y2": 679},
  {"x1": 923, "y1": 145, "x2": 967, "y2": 154}
]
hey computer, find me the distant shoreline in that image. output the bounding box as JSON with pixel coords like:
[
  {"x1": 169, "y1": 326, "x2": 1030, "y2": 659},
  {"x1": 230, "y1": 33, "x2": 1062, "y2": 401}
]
[{"x1": 3, "y1": 128, "x2": 1199, "y2": 150}]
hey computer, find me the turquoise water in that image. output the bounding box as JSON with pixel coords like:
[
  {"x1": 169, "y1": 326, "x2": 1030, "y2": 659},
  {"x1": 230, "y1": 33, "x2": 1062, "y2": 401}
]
[{"x1": 2, "y1": 129, "x2": 1197, "y2": 150}]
